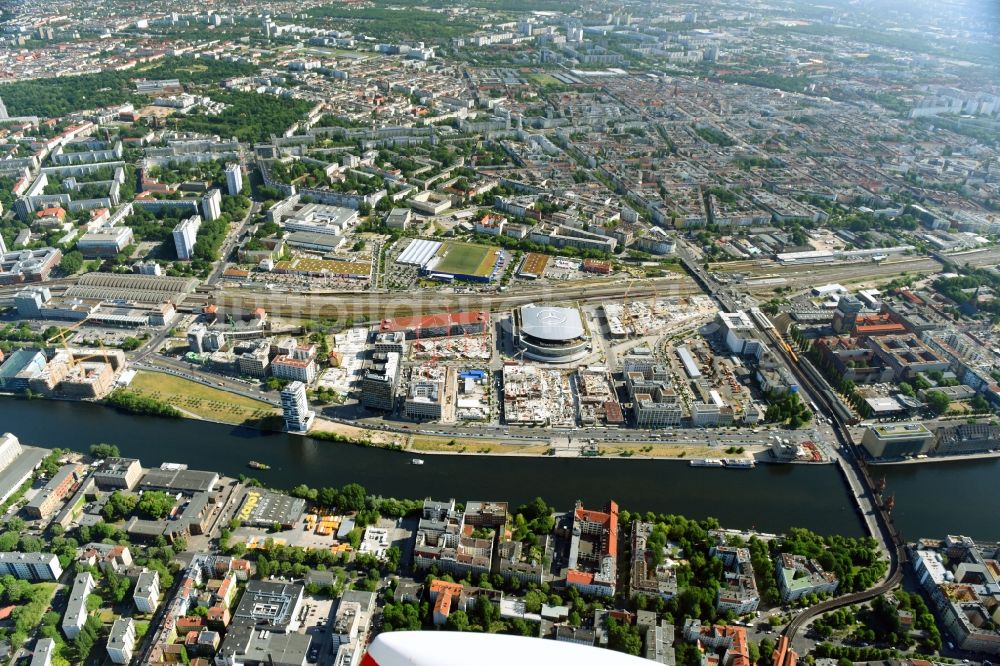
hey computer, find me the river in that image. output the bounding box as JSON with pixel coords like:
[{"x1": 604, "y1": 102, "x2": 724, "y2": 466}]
[{"x1": 2, "y1": 398, "x2": 996, "y2": 540}]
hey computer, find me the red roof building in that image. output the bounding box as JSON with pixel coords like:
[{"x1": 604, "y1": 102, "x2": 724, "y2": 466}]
[
  {"x1": 379, "y1": 310, "x2": 488, "y2": 340},
  {"x1": 566, "y1": 500, "x2": 619, "y2": 596}
]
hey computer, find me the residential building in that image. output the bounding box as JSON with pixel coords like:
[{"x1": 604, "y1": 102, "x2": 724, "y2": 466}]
[
  {"x1": 225, "y1": 163, "x2": 243, "y2": 196},
  {"x1": 280, "y1": 381, "x2": 315, "y2": 433},
  {"x1": 201, "y1": 189, "x2": 222, "y2": 221},
  {"x1": 173, "y1": 215, "x2": 202, "y2": 261},
  {"x1": 776, "y1": 553, "x2": 839, "y2": 602},
  {"x1": 107, "y1": 618, "x2": 136, "y2": 664},
  {"x1": 30, "y1": 638, "x2": 55, "y2": 666},
  {"x1": 62, "y1": 572, "x2": 96, "y2": 639},
  {"x1": 271, "y1": 355, "x2": 317, "y2": 384},
  {"x1": 0, "y1": 552, "x2": 63, "y2": 580},
  {"x1": 564, "y1": 500, "x2": 619, "y2": 597},
  {"x1": 711, "y1": 545, "x2": 760, "y2": 615},
  {"x1": 134, "y1": 569, "x2": 160, "y2": 613},
  {"x1": 772, "y1": 636, "x2": 798, "y2": 666},
  {"x1": 413, "y1": 498, "x2": 494, "y2": 577},
  {"x1": 78, "y1": 543, "x2": 132, "y2": 576},
  {"x1": 682, "y1": 620, "x2": 751, "y2": 666},
  {"x1": 630, "y1": 522, "x2": 679, "y2": 600}
]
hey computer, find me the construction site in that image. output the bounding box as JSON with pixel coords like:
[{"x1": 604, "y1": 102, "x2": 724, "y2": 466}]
[
  {"x1": 601, "y1": 295, "x2": 717, "y2": 339},
  {"x1": 411, "y1": 335, "x2": 492, "y2": 361},
  {"x1": 502, "y1": 363, "x2": 576, "y2": 427}
]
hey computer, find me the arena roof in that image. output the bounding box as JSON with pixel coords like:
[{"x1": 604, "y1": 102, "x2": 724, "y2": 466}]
[{"x1": 518, "y1": 304, "x2": 585, "y2": 342}]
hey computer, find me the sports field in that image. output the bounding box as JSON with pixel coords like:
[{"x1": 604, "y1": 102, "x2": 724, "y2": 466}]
[{"x1": 433, "y1": 242, "x2": 501, "y2": 278}]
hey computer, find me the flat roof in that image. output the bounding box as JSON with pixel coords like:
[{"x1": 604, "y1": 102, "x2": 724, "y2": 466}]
[
  {"x1": 870, "y1": 423, "x2": 932, "y2": 438},
  {"x1": 139, "y1": 467, "x2": 218, "y2": 493}
]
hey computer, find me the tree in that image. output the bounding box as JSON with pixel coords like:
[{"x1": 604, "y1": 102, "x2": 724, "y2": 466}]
[
  {"x1": 59, "y1": 250, "x2": 84, "y2": 274},
  {"x1": 339, "y1": 483, "x2": 367, "y2": 512},
  {"x1": 138, "y1": 490, "x2": 175, "y2": 519},
  {"x1": 105, "y1": 571, "x2": 132, "y2": 603},
  {"x1": 925, "y1": 390, "x2": 951, "y2": 416},
  {"x1": 445, "y1": 610, "x2": 470, "y2": 632},
  {"x1": 101, "y1": 491, "x2": 138, "y2": 522},
  {"x1": 606, "y1": 616, "x2": 642, "y2": 656},
  {"x1": 89, "y1": 443, "x2": 121, "y2": 458}
]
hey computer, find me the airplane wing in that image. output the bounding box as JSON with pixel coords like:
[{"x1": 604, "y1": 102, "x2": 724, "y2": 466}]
[{"x1": 361, "y1": 631, "x2": 653, "y2": 666}]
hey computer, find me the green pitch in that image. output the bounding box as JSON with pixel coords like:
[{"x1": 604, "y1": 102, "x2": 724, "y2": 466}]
[{"x1": 433, "y1": 242, "x2": 500, "y2": 278}]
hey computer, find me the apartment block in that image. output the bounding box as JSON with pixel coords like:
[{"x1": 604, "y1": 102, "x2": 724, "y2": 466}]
[
  {"x1": 62, "y1": 572, "x2": 96, "y2": 639},
  {"x1": 134, "y1": 569, "x2": 160, "y2": 613},
  {"x1": 711, "y1": 545, "x2": 760, "y2": 614}
]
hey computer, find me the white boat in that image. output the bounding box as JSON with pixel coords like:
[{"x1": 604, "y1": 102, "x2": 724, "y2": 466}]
[
  {"x1": 411, "y1": 458, "x2": 425, "y2": 466},
  {"x1": 689, "y1": 458, "x2": 724, "y2": 468},
  {"x1": 723, "y1": 458, "x2": 756, "y2": 469}
]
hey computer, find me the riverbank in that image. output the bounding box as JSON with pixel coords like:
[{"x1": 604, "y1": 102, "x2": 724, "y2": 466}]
[{"x1": 868, "y1": 450, "x2": 1000, "y2": 466}]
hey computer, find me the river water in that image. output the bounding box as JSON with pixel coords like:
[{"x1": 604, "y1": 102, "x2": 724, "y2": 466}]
[{"x1": 2, "y1": 398, "x2": 996, "y2": 539}]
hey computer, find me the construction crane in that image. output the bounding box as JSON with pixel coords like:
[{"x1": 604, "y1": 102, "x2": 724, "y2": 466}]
[
  {"x1": 620, "y1": 278, "x2": 637, "y2": 338},
  {"x1": 45, "y1": 318, "x2": 114, "y2": 370}
]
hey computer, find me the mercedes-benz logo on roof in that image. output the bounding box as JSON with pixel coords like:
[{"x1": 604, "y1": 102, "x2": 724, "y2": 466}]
[{"x1": 535, "y1": 308, "x2": 567, "y2": 325}]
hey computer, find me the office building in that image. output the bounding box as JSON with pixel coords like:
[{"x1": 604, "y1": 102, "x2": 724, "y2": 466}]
[
  {"x1": 62, "y1": 572, "x2": 96, "y2": 639},
  {"x1": 867, "y1": 334, "x2": 949, "y2": 380},
  {"x1": 134, "y1": 569, "x2": 160, "y2": 613},
  {"x1": 216, "y1": 581, "x2": 309, "y2": 666},
  {"x1": 202, "y1": 188, "x2": 222, "y2": 221},
  {"x1": 832, "y1": 295, "x2": 864, "y2": 334},
  {"x1": 861, "y1": 423, "x2": 935, "y2": 459},
  {"x1": 107, "y1": 618, "x2": 136, "y2": 664},
  {"x1": 25, "y1": 464, "x2": 80, "y2": 519},
  {"x1": 776, "y1": 553, "x2": 839, "y2": 602},
  {"x1": 911, "y1": 537, "x2": 1000, "y2": 655},
  {"x1": 0, "y1": 432, "x2": 23, "y2": 472},
  {"x1": 403, "y1": 380, "x2": 444, "y2": 421},
  {"x1": 76, "y1": 227, "x2": 134, "y2": 258},
  {"x1": 0, "y1": 552, "x2": 64, "y2": 581},
  {"x1": 225, "y1": 163, "x2": 243, "y2": 195},
  {"x1": 93, "y1": 457, "x2": 143, "y2": 490},
  {"x1": 173, "y1": 215, "x2": 202, "y2": 261},
  {"x1": 360, "y1": 351, "x2": 400, "y2": 411},
  {"x1": 280, "y1": 381, "x2": 315, "y2": 433}
]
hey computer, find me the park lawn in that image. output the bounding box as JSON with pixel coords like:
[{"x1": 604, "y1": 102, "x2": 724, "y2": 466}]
[
  {"x1": 128, "y1": 371, "x2": 279, "y2": 424},
  {"x1": 605, "y1": 442, "x2": 721, "y2": 458},
  {"x1": 410, "y1": 436, "x2": 542, "y2": 455}
]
